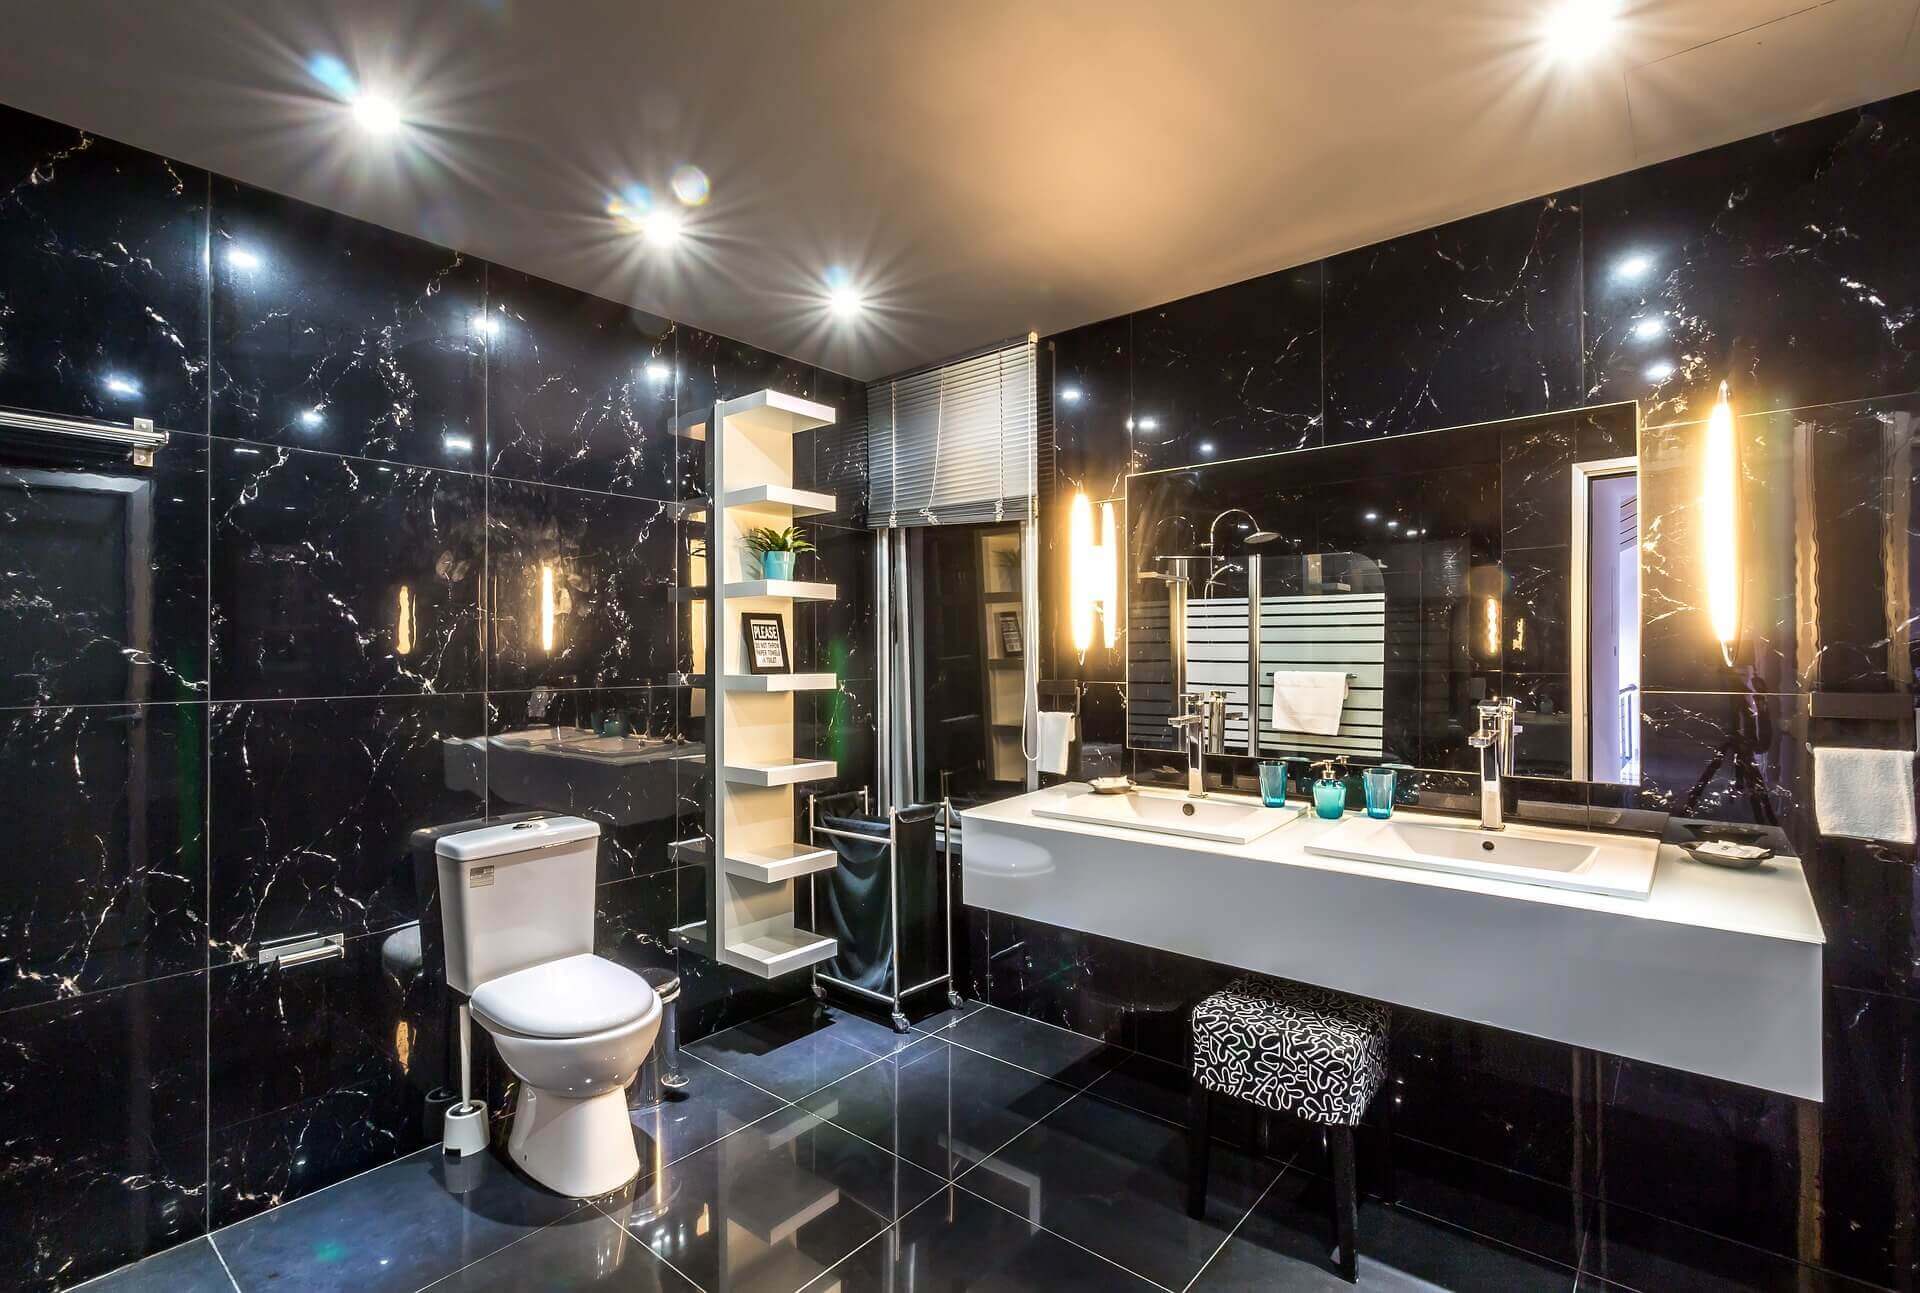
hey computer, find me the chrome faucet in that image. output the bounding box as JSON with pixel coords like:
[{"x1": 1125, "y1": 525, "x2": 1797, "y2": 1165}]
[
  {"x1": 1467, "y1": 700, "x2": 1522, "y2": 830},
  {"x1": 1168, "y1": 691, "x2": 1227, "y2": 797}
]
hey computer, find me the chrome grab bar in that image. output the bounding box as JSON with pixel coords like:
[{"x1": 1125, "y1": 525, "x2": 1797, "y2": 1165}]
[{"x1": 0, "y1": 406, "x2": 170, "y2": 467}]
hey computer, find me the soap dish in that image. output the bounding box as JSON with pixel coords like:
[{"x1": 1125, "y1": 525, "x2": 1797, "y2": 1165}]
[
  {"x1": 1683, "y1": 839, "x2": 1775, "y2": 869},
  {"x1": 1088, "y1": 776, "x2": 1135, "y2": 796}
]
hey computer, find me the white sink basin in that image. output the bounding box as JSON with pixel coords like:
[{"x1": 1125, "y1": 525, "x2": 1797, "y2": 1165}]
[
  {"x1": 1032, "y1": 784, "x2": 1299, "y2": 845},
  {"x1": 1306, "y1": 815, "x2": 1659, "y2": 898}
]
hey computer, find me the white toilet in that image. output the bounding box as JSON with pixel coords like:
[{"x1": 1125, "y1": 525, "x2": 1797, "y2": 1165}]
[{"x1": 436, "y1": 816, "x2": 661, "y2": 1197}]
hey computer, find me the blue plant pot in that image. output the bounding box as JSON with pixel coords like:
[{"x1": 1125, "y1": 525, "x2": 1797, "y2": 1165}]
[{"x1": 762, "y1": 550, "x2": 796, "y2": 582}]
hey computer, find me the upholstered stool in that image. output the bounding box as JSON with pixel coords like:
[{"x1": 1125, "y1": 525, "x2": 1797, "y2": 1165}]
[{"x1": 1188, "y1": 976, "x2": 1390, "y2": 1282}]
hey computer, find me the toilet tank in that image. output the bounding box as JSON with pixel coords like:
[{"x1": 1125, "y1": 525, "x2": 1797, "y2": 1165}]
[{"x1": 436, "y1": 816, "x2": 602, "y2": 995}]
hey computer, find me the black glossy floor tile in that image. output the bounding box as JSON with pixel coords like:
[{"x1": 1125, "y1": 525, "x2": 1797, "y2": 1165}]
[
  {"x1": 808, "y1": 1184, "x2": 1162, "y2": 1292},
  {"x1": 1193, "y1": 1167, "x2": 1578, "y2": 1292},
  {"x1": 600, "y1": 1104, "x2": 945, "y2": 1293},
  {"x1": 214, "y1": 1147, "x2": 583, "y2": 1293},
  {"x1": 796, "y1": 1035, "x2": 1080, "y2": 1181},
  {"x1": 630, "y1": 1057, "x2": 788, "y2": 1167},
  {"x1": 1578, "y1": 1204, "x2": 1878, "y2": 1292},
  {"x1": 938, "y1": 1004, "x2": 1127, "y2": 1087},
  {"x1": 961, "y1": 1090, "x2": 1282, "y2": 1291},
  {"x1": 1379, "y1": 1137, "x2": 1585, "y2": 1271},
  {"x1": 909, "y1": 996, "x2": 988, "y2": 1037},
  {"x1": 424, "y1": 1208, "x2": 699, "y2": 1292},
  {"x1": 686, "y1": 1001, "x2": 906, "y2": 1100},
  {"x1": 78, "y1": 1238, "x2": 235, "y2": 1293},
  {"x1": 1088, "y1": 1050, "x2": 1308, "y2": 1161}
]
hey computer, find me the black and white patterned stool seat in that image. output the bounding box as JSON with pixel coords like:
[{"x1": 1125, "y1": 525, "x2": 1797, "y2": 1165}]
[{"x1": 1192, "y1": 976, "x2": 1389, "y2": 1126}]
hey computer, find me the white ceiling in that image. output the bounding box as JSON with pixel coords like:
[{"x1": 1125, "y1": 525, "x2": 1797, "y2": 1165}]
[{"x1": 2, "y1": 1, "x2": 1916, "y2": 380}]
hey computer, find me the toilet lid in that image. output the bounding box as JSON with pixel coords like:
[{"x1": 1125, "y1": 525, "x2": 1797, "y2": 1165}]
[{"x1": 469, "y1": 954, "x2": 656, "y2": 1038}]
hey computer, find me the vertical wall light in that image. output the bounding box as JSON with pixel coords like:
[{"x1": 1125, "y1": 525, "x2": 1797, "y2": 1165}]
[
  {"x1": 539, "y1": 563, "x2": 557, "y2": 655},
  {"x1": 1068, "y1": 490, "x2": 1121, "y2": 653},
  {"x1": 1702, "y1": 381, "x2": 1741, "y2": 665}
]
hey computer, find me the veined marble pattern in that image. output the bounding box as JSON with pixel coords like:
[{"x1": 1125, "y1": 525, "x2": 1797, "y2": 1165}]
[
  {"x1": 0, "y1": 703, "x2": 205, "y2": 1011},
  {"x1": 211, "y1": 179, "x2": 485, "y2": 469},
  {"x1": 0, "y1": 115, "x2": 207, "y2": 431},
  {"x1": 210, "y1": 441, "x2": 486, "y2": 699},
  {"x1": 0, "y1": 436, "x2": 209, "y2": 708}
]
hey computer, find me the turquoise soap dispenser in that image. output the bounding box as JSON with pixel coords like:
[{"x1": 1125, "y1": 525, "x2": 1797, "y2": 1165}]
[{"x1": 1311, "y1": 758, "x2": 1349, "y2": 820}]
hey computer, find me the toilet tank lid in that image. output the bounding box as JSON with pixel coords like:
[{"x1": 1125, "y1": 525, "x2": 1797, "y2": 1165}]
[{"x1": 436, "y1": 815, "x2": 601, "y2": 862}]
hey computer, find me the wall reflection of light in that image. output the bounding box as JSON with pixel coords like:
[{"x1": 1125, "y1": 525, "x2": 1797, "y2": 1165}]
[
  {"x1": 226, "y1": 246, "x2": 264, "y2": 271},
  {"x1": 103, "y1": 374, "x2": 141, "y2": 398},
  {"x1": 1631, "y1": 317, "x2": 1666, "y2": 340},
  {"x1": 396, "y1": 585, "x2": 415, "y2": 656},
  {"x1": 442, "y1": 431, "x2": 475, "y2": 454},
  {"x1": 1484, "y1": 596, "x2": 1500, "y2": 657},
  {"x1": 299, "y1": 407, "x2": 324, "y2": 429},
  {"x1": 470, "y1": 312, "x2": 500, "y2": 341},
  {"x1": 1059, "y1": 385, "x2": 1083, "y2": 404},
  {"x1": 1614, "y1": 252, "x2": 1653, "y2": 281},
  {"x1": 540, "y1": 563, "x2": 556, "y2": 654},
  {"x1": 1644, "y1": 360, "x2": 1676, "y2": 382},
  {"x1": 645, "y1": 361, "x2": 672, "y2": 385}
]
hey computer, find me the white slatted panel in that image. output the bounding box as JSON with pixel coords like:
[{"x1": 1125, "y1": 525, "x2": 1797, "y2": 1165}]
[{"x1": 867, "y1": 340, "x2": 1035, "y2": 528}]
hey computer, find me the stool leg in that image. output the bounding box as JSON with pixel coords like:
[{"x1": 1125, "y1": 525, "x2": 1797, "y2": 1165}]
[
  {"x1": 1187, "y1": 1080, "x2": 1213, "y2": 1220},
  {"x1": 1330, "y1": 1124, "x2": 1358, "y2": 1282},
  {"x1": 1373, "y1": 1089, "x2": 1396, "y2": 1204}
]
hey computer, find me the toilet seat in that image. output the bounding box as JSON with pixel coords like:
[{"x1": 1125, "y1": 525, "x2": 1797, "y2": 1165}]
[{"x1": 469, "y1": 953, "x2": 654, "y2": 1038}]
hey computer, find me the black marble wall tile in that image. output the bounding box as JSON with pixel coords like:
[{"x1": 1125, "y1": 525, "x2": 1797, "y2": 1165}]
[
  {"x1": 0, "y1": 112, "x2": 207, "y2": 432},
  {"x1": 1324, "y1": 193, "x2": 1582, "y2": 442},
  {"x1": 793, "y1": 523, "x2": 875, "y2": 678},
  {"x1": 984, "y1": 911, "x2": 1132, "y2": 1044},
  {"x1": 595, "y1": 868, "x2": 679, "y2": 979},
  {"x1": 0, "y1": 973, "x2": 208, "y2": 1288},
  {"x1": 805, "y1": 369, "x2": 870, "y2": 526},
  {"x1": 798, "y1": 673, "x2": 878, "y2": 803},
  {"x1": 1508, "y1": 673, "x2": 1573, "y2": 779},
  {"x1": 1819, "y1": 986, "x2": 1919, "y2": 1288},
  {"x1": 1130, "y1": 265, "x2": 1321, "y2": 470},
  {"x1": 210, "y1": 180, "x2": 485, "y2": 469},
  {"x1": 210, "y1": 442, "x2": 485, "y2": 699},
  {"x1": 1638, "y1": 691, "x2": 1806, "y2": 825},
  {"x1": 674, "y1": 324, "x2": 815, "y2": 501},
  {"x1": 1803, "y1": 836, "x2": 1919, "y2": 1001},
  {"x1": 1048, "y1": 317, "x2": 1133, "y2": 497},
  {"x1": 209, "y1": 693, "x2": 485, "y2": 960},
  {"x1": 1504, "y1": 546, "x2": 1570, "y2": 672},
  {"x1": 485, "y1": 268, "x2": 676, "y2": 499},
  {"x1": 0, "y1": 439, "x2": 208, "y2": 707},
  {"x1": 484, "y1": 687, "x2": 681, "y2": 883},
  {"x1": 208, "y1": 929, "x2": 439, "y2": 1226},
  {"x1": 1584, "y1": 95, "x2": 1920, "y2": 425},
  {"x1": 0, "y1": 704, "x2": 205, "y2": 1011},
  {"x1": 1499, "y1": 414, "x2": 1578, "y2": 549},
  {"x1": 485, "y1": 478, "x2": 677, "y2": 691}
]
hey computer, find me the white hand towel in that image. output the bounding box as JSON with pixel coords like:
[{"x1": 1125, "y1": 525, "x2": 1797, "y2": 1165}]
[
  {"x1": 1037, "y1": 710, "x2": 1076, "y2": 776},
  {"x1": 1270, "y1": 670, "x2": 1349, "y2": 737},
  {"x1": 1814, "y1": 747, "x2": 1916, "y2": 844}
]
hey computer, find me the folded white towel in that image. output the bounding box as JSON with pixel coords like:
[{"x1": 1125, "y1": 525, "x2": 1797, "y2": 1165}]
[
  {"x1": 1037, "y1": 710, "x2": 1076, "y2": 776},
  {"x1": 1814, "y1": 747, "x2": 1916, "y2": 844},
  {"x1": 1270, "y1": 670, "x2": 1349, "y2": 737}
]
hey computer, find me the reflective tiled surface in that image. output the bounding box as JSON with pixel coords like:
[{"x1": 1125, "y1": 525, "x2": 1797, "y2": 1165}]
[{"x1": 79, "y1": 1000, "x2": 1772, "y2": 1293}]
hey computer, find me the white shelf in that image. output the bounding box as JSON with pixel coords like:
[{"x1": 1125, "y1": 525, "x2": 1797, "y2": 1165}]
[
  {"x1": 722, "y1": 484, "x2": 836, "y2": 517},
  {"x1": 723, "y1": 758, "x2": 837, "y2": 787},
  {"x1": 724, "y1": 579, "x2": 837, "y2": 602},
  {"x1": 724, "y1": 843, "x2": 837, "y2": 884},
  {"x1": 719, "y1": 389, "x2": 836, "y2": 436},
  {"x1": 722, "y1": 672, "x2": 837, "y2": 693},
  {"x1": 721, "y1": 916, "x2": 838, "y2": 978}
]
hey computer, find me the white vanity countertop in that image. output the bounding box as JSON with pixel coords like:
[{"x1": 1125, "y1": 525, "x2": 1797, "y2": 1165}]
[
  {"x1": 966, "y1": 786, "x2": 1825, "y2": 946},
  {"x1": 962, "y1": 785, "x2": 1826, "y2": 1100}
]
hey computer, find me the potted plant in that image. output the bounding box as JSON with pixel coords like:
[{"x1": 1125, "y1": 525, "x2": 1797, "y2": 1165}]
[{"x1": 742, "y1": 525, "x2": 816, "y2": 582}]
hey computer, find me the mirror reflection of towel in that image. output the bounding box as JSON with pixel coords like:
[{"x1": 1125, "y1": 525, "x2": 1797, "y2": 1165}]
[
  {"x1": 1270, "y1": 671, "x2": 1348, "y2": 736},
  {"x1": 1038, "y1": 710, "x2": 1076, "y2": 775}
]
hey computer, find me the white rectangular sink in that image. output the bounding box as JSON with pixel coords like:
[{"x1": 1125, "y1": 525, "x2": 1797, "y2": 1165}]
[
  {"x1": 1306, "y1": 815, "x2": 1659, "y2": 898},
  {"x1": 1032, "y1": 784, "x2": 1299, "y2": 845}
]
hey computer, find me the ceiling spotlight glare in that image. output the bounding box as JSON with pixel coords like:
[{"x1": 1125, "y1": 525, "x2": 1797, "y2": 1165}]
[
  {"x1": 1542, "y1": 0, "x2": 1621, "y2": 62},
  {"x1": 1363, "y1": 511, "x2": 1379, "y2": 522},
  {"x1": 307, "y1": 53, "x2": 358, "y2": 100},
  {"x1": 669, "y1": 165, "x2": 711, "y2": 207},
  {"x1": 640, "y1": 208, "x2": 683, "y2": 248},
  {"x1": 349, "y1": 90, "x2": 403, "y2": 136},
  {"x1": 828, "y1": 283, "x2": 865, "y2": 319},
  {"x1": 1059, "y1": 385, "x2": 1083, "y2": 404}
]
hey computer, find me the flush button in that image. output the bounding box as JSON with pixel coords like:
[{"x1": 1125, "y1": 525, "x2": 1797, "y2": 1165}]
[
  {"x1": 1481, "y1": 840, "x2": 1495, "y2": 852},
  {"x1": 512, "y1": 821, "x2": 539, "y2": 830},
  {"x1": 1183, "y1": 803, "x2": 1196, "y2": 817}
]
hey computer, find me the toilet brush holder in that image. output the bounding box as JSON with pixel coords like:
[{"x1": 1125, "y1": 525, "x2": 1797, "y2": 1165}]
[{"x1": 443, "y1": 1002, "x2": 489, "y2": 1158}]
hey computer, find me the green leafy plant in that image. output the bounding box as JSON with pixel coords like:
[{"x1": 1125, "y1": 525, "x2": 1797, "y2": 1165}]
[{"x1": 742, "y1": 525, "x2": 817, "y2": 557}]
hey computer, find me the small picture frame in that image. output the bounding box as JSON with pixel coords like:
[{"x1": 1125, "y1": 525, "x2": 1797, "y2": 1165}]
[
  {"x1": 741, "y1": 612, "x2": 790, "y2": 675},
  {"x1": 996, "y1": 610, "x2": 1024, "y2": 658}
]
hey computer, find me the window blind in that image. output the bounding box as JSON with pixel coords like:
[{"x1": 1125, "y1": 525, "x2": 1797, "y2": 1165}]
[{"x1": 867, "y1": 339, "x2": 1035, "y2": 528}]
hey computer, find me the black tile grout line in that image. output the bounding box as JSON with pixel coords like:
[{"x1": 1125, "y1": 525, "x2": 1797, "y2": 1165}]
[
  {"x1": 1178, "y1": 1154, "x2": 1297, "y2": 1293},
  {"x1": 946, "y1": 1174, "x2": 1188, "y2": 1293},
  {"x1": 0, "y1": 964, "x2": 212, "y2": 1019}
]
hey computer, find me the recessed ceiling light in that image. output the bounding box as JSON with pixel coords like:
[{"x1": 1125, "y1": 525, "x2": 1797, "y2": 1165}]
[
  {"x1": 226, "y1": 246, "x2": 263, "y2": 271},
  {"x1": 1542, "y1": 0, "x2": 1621, "y2": 62},
  {"x1": 350, "y1": 90, "x2": 404, "y2": 136},
  {"x1": 1060, "y1": 386, "x2": 1083, "y2": 404},
  {"x1": 640, "y1": 209, "x2": 682, "y2": 248},
  {"x1": 828, "y1": 283, "x2": 865, "y2": 319},
  {"x1": 1614, "y1": 252, "x2": 1654, "y2": 281},
  {"x1": 1632, "y1": 316, "x2": 1666, "y2": 340},
  {"x1": 1644, "y1": 361, "x2": 1677, "y2": 382}
]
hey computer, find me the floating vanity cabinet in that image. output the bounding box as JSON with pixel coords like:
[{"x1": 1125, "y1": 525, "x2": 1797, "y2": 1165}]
[{"x1": 707, "y1": 390, "x2": 843, "y2": 978}]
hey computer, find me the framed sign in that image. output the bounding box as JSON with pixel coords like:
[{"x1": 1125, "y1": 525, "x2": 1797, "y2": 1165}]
[
  {"x1": 741, "y1": 612, "x2": 790, "y2": 675},
  {"x1": 996, "y1": 610, "x2": 1024, "y2": 658}
]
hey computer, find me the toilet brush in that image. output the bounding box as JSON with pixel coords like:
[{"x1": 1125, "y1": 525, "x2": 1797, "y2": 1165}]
[{"x1": 442, "y1": 1002, "x2": 488, "y2": 1157}]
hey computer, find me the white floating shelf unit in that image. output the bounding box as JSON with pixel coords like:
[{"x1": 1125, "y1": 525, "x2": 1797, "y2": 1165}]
[{"x1": 708, "y1": 388, "x2": 844, "y2": 980}]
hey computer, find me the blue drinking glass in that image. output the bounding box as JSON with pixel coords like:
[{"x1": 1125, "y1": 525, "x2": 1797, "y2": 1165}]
[
  {"x1": 1364, "y1": 766, "x2": 1396, "y2": 819},
  {"x1": 1258, "y1": 760, "x2": 1288, "y2": 807}
]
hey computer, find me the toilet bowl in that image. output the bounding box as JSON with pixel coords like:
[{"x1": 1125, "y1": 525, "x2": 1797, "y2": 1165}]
[
  {"x1": 434, "y1": 816, "x2": 662, "y2": 1198},
  {"x1": 471, "y1": 953, "x2": 661, "y2": 1196}
]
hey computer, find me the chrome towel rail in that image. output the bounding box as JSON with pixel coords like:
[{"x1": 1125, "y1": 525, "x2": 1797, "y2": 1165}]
[{"x1": 0, "y1": 406, "x2": 170, "y2": 467}]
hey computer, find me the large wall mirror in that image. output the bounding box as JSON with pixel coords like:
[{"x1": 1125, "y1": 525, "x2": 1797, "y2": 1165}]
[{"x1": 1126, "y1": 403, "x2": 1640, "y2": 784}]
